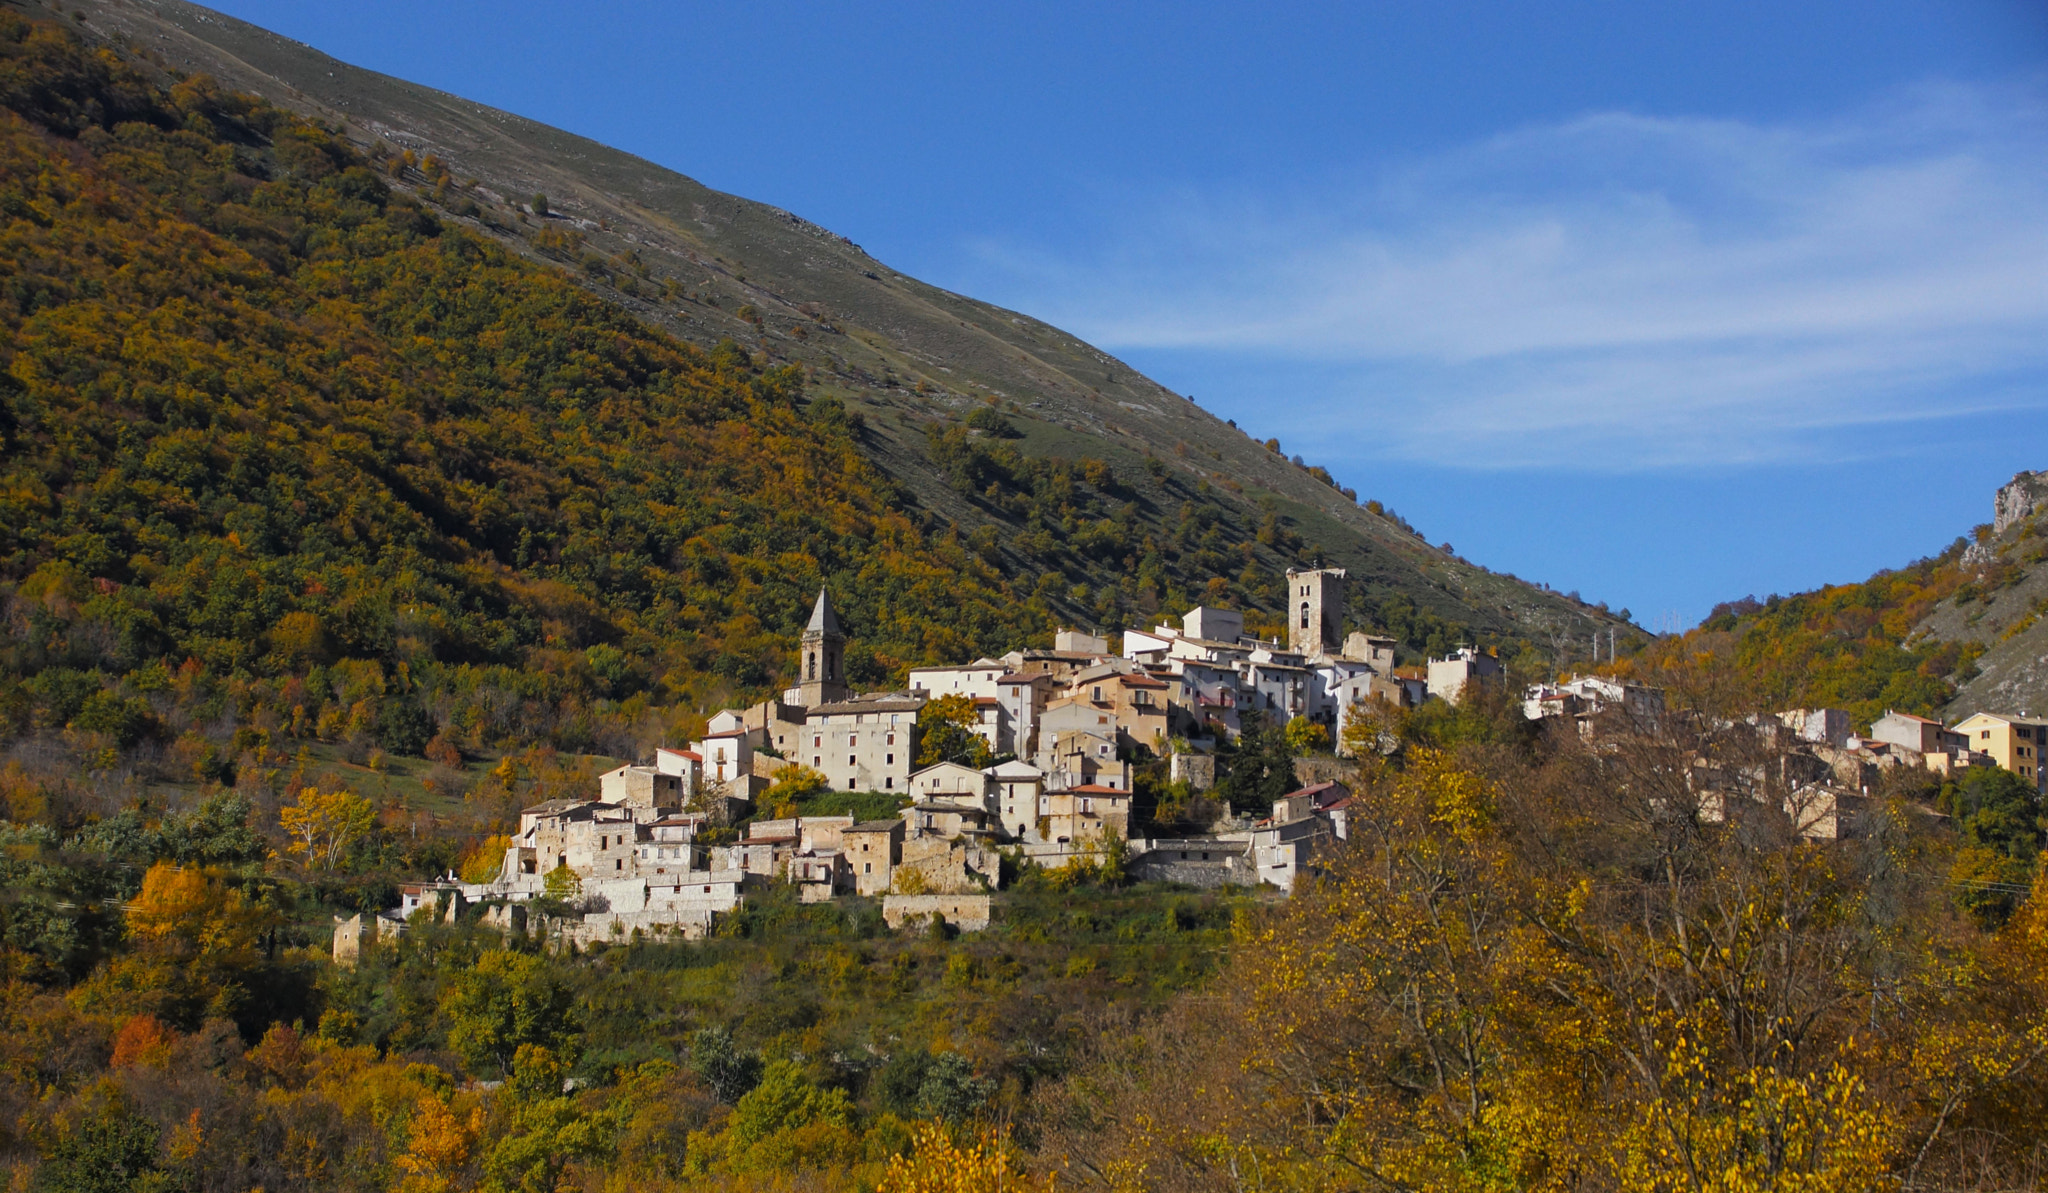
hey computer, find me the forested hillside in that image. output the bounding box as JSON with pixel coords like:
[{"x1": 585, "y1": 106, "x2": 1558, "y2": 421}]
[
  {"x1": 1626, "y1": 470, "x2": 2047, "y2": 725},
  {"x1": 42, "y1": 0, "x2": 1639, "y2": 667},
  {"x1": 0, "y1": 11, "x2": 1051, "y2": 768}
]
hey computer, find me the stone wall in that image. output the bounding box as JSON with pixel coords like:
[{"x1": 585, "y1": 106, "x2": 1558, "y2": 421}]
[
  {"x1": 555, "y1": 907, "x2": 716, "y2": 948},
  {"x1": 1128, "y1": 843, "x2": 1254, "y2": 889},
  {"x1": 882, "y1": 893, "x2": 992, "y2": 932},
  {"x1": 1169, "y1": 753, "x2": 1216, "y2": 790},
  {"x1": 1291, "y1": 756, "x2": 1361, "y2": 787}
]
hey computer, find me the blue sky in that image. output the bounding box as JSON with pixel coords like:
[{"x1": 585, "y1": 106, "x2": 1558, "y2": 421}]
[{"x1": 211, "y1": 1, "x2": 2048, "y2": 627}]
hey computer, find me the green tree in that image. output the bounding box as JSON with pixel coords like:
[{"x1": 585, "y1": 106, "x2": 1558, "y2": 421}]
[
  {"x1": 722, "y1": 1060, "x2": 854, "y2": 1167},
  {"x1": 1214, "y1": 713, "x2": 1297, "y2": 816},
  {"x1": 916, "y1": 1052, "x2": 995, "y2": 1122},
  {"x1": 689, "y1": 1026, "x2": 763, "y2": 1104},
  {"x1": 916, "y1": 694, "x2": 992, "y2": 769},
  {"x1": 36, "y1": 1096, "x2": 164, "y2": 1193},
  {"x1": 439, "y1": 951, "x2": 579, "y2": 1075},
  {"x1": 481, "y1": 1044, "x2": 616, "y2": 1193},
  {"x1": 1941, "y1": 765, "x2": 2046, "y2": 925}
]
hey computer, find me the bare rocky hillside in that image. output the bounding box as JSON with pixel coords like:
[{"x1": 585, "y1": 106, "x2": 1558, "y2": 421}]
[{"x1": 1926, "y1": 470, "x2": 2048, "y2": 718}]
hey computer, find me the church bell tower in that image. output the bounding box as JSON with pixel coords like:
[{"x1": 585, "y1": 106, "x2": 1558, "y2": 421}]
[{"x1": 799, "y1": 588, "x2": 849, "y2": 706}]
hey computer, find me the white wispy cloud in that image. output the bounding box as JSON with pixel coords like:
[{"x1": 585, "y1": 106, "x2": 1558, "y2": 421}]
[{"x1": 965, "y1": 80, "x2": 2048, "y2": 470}]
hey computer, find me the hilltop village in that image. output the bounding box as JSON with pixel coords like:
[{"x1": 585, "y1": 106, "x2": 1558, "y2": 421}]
[{"x1": 340, "y1": 565, "x2": 2048, "y2": 954}]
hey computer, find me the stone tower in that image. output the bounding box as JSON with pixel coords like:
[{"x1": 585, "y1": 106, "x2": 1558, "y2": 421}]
[
  {"x1": 799, "y1": 588, "x2": 849, "y2": 707},
  {"x1": 1286, "y1": 566, "x2": 1347, "y2": 657}
]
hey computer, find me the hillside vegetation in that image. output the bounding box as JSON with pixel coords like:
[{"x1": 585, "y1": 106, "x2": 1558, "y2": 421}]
[
  {"x1": 46, "y1": 0, "x2": 1639, "y2": 665},
  {"x1": 0, "y1": 11, "x2": 1046, "y2": 772},
  {"x1": 1626, "y1": 473, "x2": 2047, "y2": 725}
]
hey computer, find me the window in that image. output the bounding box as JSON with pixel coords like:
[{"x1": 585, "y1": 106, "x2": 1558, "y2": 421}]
[
  {"x1": 813, "y1": 756, "x2": 821, "y2": 767},
  {"x1": 885, "y1": 777, "x2": 894, "y2": 789},
  {"x1": 849, "y1": 754, "x2": 857, "y2": 767},
  {"x1": 849, "y1": 734, "x2": 858, "y2": 747},
  {"x1": 814, "y1": 735, "x2": 823, "y2": 747},
  {"x1": 887, "y1": 732, "x2": 896, "y2": 745},
  {"x1": 886, "y1": 753, "x2": 894, "y2": 765},
  {"x1": 615, "y1": 859, "x2": 622, "y2": 870},
  {"x1": 1300, "y1": 603, "x2": 1310, "y2": 628}
]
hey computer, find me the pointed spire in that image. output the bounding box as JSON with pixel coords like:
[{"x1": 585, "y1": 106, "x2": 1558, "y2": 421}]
[{"x1": 805, "y1": 587, "x2": 843, "y2": 637}]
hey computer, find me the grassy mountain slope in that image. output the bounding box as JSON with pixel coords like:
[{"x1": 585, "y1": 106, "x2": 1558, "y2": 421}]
[
  {"x1": 45, "y1": 0, "x2": 1632, "y2": 660},
  {"x1": 0, "y1": 11, "x2": 1040, "y2": 763},
  {"x1": 1629, "y1": 469, "x2": 2048, "y2": 725}
]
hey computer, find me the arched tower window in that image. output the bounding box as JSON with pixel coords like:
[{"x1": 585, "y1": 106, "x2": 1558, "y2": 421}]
[
  {"x1": 808, "y1": 651, "x2": 817, "y2": 680},
  {"x1": 1300, "y1": 602, "x2": 1311, "y2": 629}
]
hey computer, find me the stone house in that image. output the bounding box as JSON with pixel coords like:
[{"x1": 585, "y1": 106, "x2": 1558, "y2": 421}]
[
  {"x1": 1037, "y1": 728, "x2": 1130, "y2": 793},
  {"x1": 634, "y1": 816, "x2": 706, "y2": 875},
  {"x1": 1045, "y1": 784, "x2": 1130, "y2": 845},
  {"x1": 741, "y1": 697, "x2": 810, "y2": 758},
  {"x1": 692, "y1": 731, "x2": 753, "y2": 792},
  {"x1": 909, "y1": 762, "x2": 993, "y2": 807},
  {"x1": 597, "y1": 765, "x2": 682, "y2": 812},
  {"x1": 844, "y1": 820, "x2": 904, "y2": 895},
  {"x1": 903, "y1": 800, "x2": 994, "y2": 840},
  {"x1": 791, "y1": 852, "x2": 848, "y2": 902},
  {"x1": 1272, "y1": 781, "x2": 1352, "y2": 834},
  {"x1": 1126, "y1": 839, "x2": 1254, "y2": 887},
  {"x1": 1426, "y1": 648, "x2": 1503, "y2": 704},
  {"x1": 1242, "y1": 648, "x2": 1312, "y2": 721},
  {"x1": 653, "y1": 747, "x2": 702, "y2": 793},
  {"x1": 1867, "y1": 710, "x2": 1959, "y2": 756},
  {"x1": 1783, "y1": 784, "x2": 1872, "y2": 840},
  {"x1": 1777, "y1": 708, "x2": 1853, "y2": 749},
  {"x1": 800, "y1": 692, "x2": 927, "y2": 793},
  {"x1": 504, "y1": 799, "x2": 647, "y2": 886},
  {"x1": 1040, "y1": 701, "x2": 1120, "y2": 745},
  {"x1": 986, "y1": 760, "x2": 1044, "y2": 841},
  {"x1": 1050, "y1": 668, "x2": 1171, "y2": 754},
  {"x1": 996, "y1": 671, "x2": 1052, "y2": 759}
]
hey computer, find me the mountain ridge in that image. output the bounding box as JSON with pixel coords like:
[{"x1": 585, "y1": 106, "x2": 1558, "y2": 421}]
[
  {"x1": 43, "y1": 0, "x2": 1633, "y2": 662},
  {"x1": 1631, "y1": 468, "x2": 2048, "y2": 724}
]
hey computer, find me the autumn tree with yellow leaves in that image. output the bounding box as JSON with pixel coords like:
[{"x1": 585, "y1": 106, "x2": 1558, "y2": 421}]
[
  {"x1": 1036, "y1": 724, "x2": 2048, "y2": 1191},
  {"x1": 277, "y1": 787, "x2": 378, "y2": 872}
]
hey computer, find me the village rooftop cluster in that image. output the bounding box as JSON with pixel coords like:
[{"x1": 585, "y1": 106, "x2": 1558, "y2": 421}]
[{"x1": 337, "y1": 568, "x2": 2047, "y2": 956}]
